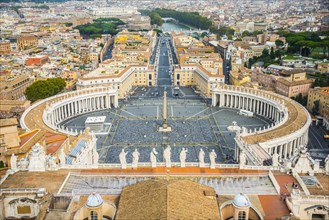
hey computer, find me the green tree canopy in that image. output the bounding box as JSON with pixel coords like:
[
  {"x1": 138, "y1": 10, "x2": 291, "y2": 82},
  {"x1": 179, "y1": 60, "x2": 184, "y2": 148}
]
[
  {"x1": 25, "y1": 78, "x2": 66, "y2": 103},
  {"x1": 312, "y1": 100, "x2": 320, "y2": 115},
  {"x1": 149, "y1": 12, "x2": 163, "y2": 26},
  {"x1": 275, "y1": 39, "x2": 284, "y2": 47},
  {"x1": 242, "y1": 30, "x2": 251, "y2": 38},
  {"x1": 270, "y1": 47, "x2": 275, "y2": 59},
  {"x1": 74, "y1": 17, "x2": 125, "y2": 38}
]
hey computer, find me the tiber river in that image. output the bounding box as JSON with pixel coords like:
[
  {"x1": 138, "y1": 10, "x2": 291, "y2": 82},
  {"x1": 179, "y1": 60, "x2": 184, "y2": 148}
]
[{"x1": 161, "y1": 22, "x2": 191, "y2": 32}]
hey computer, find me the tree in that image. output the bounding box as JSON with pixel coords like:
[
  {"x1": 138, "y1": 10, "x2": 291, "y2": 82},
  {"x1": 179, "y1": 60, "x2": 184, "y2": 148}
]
[
  {"x1": 270, "y1": 47, "x2": 275, "y2": 59},
  {"x1": 242, "y1": 30, "x2": 250, "y2": 38},
  {"x1": 274, "y1": 49, "x2": 285, "y2": 60},
  {"x1": 275, "y1": 39, "x2": 284, "y2": 47},
  {"x1": 301, "y1": 46, "x2": 311, "y2": 57},
  {"x1": 292, "y1": 93, "x2": 307, "y2": 106},
  {"x1": 149, "y1": 12, "x2": 163, "y2": 26},
  {"x1": 25, "y1": 78, "x2": 66, "y2": 103},
  {"x1": 312, "y1": 100, "x2": 320, "y2": 115},
  {"x1": 153, "y1": 28, "x2": 163, "y2": 36},
  {"x1": 64, "y1": 22, "x2": 73, "y2": 27},
  {"x1": 262, "y1": 48, "x2": 269, "y2": 57}
]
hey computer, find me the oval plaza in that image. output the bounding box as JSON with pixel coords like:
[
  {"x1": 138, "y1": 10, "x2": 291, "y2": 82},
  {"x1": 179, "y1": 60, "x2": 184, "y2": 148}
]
[{"x1": 20, "y1": 83, "x2": 311, "y2": 166}]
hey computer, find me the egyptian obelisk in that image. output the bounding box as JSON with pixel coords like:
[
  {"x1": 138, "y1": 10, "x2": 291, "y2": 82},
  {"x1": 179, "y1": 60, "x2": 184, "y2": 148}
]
[{"x1": 159, "y1": 87, "x2": 171, "y2": 132}]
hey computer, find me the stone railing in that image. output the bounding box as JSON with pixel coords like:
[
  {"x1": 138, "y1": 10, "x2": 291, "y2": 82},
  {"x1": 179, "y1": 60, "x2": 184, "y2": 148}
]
[
  {"x1": 269, "y1": 170, "x2": 281, "y2": 194},
  {"x1": 0, "y1": 188, "x2": 46, "y2": 196}
]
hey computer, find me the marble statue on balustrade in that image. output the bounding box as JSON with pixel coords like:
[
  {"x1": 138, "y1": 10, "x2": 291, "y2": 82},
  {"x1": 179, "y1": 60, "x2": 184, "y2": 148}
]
[
  {"x1": 59, "y1": 148, "x2": 66, "y2": 166},
  {"x1": 292, "y1": 147, "x2": 319, "y2": 174},
  {"x1": 239, "y1": 150, "x2": 247, "y2": 168},
  {"x1": 46, "y1": 155, "x2": 58, "y2": 171},
  {"x1": 199, "y1": 148, "x2": 205, "y2": 168},
  {"x1": 150, "y1": 148, "x2": 158, "y2": 168},
  {"x1": 163, "y1": 146, "x2": 171, "y2": 168},
  {"x1": 10, "y1": 154, "x2": 18, "y2": 171},
  {"x1": 119, "y1": 149, "x2": 128, "y2": 169},
  {"x1": 272, "y1": 152, "x2": 279, "y2": 167},
  {"x1": 28, "y1": 143, "x2": 46, "y2": 172},
  {"x1": 324, "y1": 155, "x2": 329, "y2": 175},
  {"x1": 209, "y1": 149, "x2": 217, "y2": 169},
  {"x1": 18, "y1": 156, "x2": 29, "y2": 170},
  {"x1": 180, "y1": 148, "x2": 188, "y2": 167},
  {"x1": 132, "y1": 149, "x2": 140, "y2": 168}
]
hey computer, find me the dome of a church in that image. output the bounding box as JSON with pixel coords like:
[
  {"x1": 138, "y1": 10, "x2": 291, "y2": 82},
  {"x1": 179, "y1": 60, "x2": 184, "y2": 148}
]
[
  {"x1": 86, "y1": 192, "x2": 103, "y2": 207},
  {"x1": 232, "y1": 193, "x2": 250, "y2": 207}
]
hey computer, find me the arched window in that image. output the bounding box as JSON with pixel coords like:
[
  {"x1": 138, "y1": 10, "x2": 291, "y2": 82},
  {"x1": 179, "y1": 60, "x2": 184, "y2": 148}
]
[
  {"x1": 238, "y1": 211, "x2": 246, "y2": 220},
  {"x1": 90, "y1": 211, "x2": 98, "y2": 220}
]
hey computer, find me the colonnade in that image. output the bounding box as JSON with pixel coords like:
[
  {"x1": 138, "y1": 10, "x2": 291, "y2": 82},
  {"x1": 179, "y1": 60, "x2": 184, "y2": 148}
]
[
  {"x1": 213, "y1": 92, "x2": 284, "y2": 123},
  {"x1": 263, "y1": 131, "x2": 309, "y2": 161},
  {"x1": 212, "y1": 85, "x2": 311, "y2": 165},
  {"x1": 47, "y1": 94, "x2": 117, "y2": 126},
  {"x1": 24, "y1": 87, "x2": 120, "y2": 136}
]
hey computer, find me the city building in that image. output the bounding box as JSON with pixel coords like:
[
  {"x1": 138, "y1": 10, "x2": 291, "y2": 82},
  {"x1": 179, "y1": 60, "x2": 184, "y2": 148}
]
[
  {"x1": 172, "y1": 32, "x2": 224, "y2": 97},
  {"x1": 0, "y1": 40, "x2": 11, "y2": 55},
  {"x1": 307, "y1": 87, "x2": 329, "y2": 129},
  {"x1": 77, "y1": 31, "x2": 157, "y2": 98},
  {"x1": 252, "y1": 68, "x2": 313, "y2": 97},
  {"x1": 16, "y1": 35, "x2": 38, "y2": 51},
  {"x1": 0, "y1": 74, "x2": 34, "y2": 100},
  {"x1": 25, "y1": 55, "x2": 49, "y2": 66},
  {"x1": 317, "y1": 62, "x2": 329, "y2": 73}
]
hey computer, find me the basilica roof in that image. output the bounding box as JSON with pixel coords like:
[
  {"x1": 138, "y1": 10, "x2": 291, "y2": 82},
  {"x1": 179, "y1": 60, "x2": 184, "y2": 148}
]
[{"x1": 115, "y1": 179, "x2": 220, "y2": 220}]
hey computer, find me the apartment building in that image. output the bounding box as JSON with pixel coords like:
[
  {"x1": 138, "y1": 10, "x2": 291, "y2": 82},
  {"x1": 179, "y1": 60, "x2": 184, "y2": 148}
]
[
  {"x1": 0, "y1": 74, "x2": 34, "y2": 100},
  {"x1": 252, "y1": 68, "x2": 313, "y2": 97},
  {"x1": 307, "y1": 87, "x2": 329, "y2": 129},
  {"x1": 16, "y1": 35, "x2": 38, "y2": 51},
  {"x1": 0, "y1": 40, "x2": 11, "y2": 55}
]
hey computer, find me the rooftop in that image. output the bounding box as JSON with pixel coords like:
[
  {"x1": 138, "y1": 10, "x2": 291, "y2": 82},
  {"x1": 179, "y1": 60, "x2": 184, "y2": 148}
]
[{"x1": 116, "y1": 179, "x2": 220, "y2": 220}]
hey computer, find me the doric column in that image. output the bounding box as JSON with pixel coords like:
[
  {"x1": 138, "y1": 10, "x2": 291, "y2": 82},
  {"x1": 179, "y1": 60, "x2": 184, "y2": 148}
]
[
  {"x1": 283, "y1": 144, "x2": 288, "y2": 159},
  {"x1": 289, "y1": 141, "x2": 293, "y2": 157},
  {"x1": 234, "y1": 95, "x2": 237, "y2": 108},
  {"x1": 57, "y1": 107, "x2": 60, "y2": 122},
  {"x1": 99, "y1": 96, "x2": 102, "y2": 109},
  {"x1": 114, "y1": 94, "x2": 118, "y2": 107},
  {"x1": 279, "y1": 145, "x2": 283, "y2": 160},
  {"x1": 212, "y1": 92, "x2": 216, "y2": 106},
  {"x1": 74, "y1": 101, "x2": 78, "y2": 115},
  {"x1": 78, "y1": 100, "x2": 81, "y2": 113},
  {"x1": 219, "y1": 94, "x2": 224, "y2": 107},
  {"x1": 59, "y1": 106, "x2": 62, "y2": 121},
  {"x1": 65, "y1": 104, "x2": 68, "y2": 117}
]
